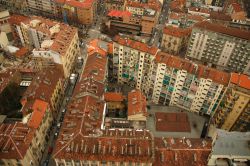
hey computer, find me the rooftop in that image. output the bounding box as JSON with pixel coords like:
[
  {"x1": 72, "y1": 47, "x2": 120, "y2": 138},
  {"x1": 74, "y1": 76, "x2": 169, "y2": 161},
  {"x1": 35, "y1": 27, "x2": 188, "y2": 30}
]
[
  {"x1": 126, "y1": 0, "x2": 162, "y2": 11},
  {"x1": 104, "y1": 92, "x2": 125, "y2": 102},
  {"x1": 154, "y1": 137, "x2": 212, "y2": 166},
  {"x1": 127, "y1": 90, "x2": 147, "y2": 117},
  {"x1": 155, "y1": 112, "x2": 191, "y2": 132},
  {"x1": 230, "y1": 73, "x2": 250, "y2": 90},
  {"x1": 163, "y1": 26, "x2": 191, "y2": 38},
  {"x1": 155, "y1": 52, "x2": 230, "y2": 86},
  {"x1": 194, "y1": 21, "x2": 250, "y2": 40},
  {"x1": 9, "y1": 15, "x2": 29, "y2": 25},
  {"x1": 55, "y1": 0, "x2": 95, "y2": 9},
  {"x1": 21, "y1": 64, "x2": 64, "y2": 107},
  {"x1": 0, "y1": 122, "x2": 36, "y2": 159},
  {"x1": 27, "y1": 99, "x2": 49, "y2": 129},
  {"x1": 209, "y1": 11, "x2": 232, "y2": 21},
  {"x1": 81, "y1": 52, "x2": 107, "y2": 83},
  {"x1": 211, "y1": 129, "x2": 250, "y2": 158},
  {"x1": 231, "y1": 2, "x2": 244, "y2": 12},
  {"x1": 108, "y1": 10, "x2": 132, "y2": 18},
  {"x1": 113, "y1": 35, "x2": 158, "y2": 55},
  {"x1": 22, "y1": 16, "x2": 78, "y2": 56}
]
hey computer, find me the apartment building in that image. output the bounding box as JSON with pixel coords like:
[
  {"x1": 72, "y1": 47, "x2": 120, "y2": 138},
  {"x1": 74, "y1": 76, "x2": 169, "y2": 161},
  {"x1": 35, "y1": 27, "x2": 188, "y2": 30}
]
[
  {"x1": 144, "y1": 52, "x2": 230, "y2": 115},
  {"x1": 112, "y1": 35, "x2": 158, "y2": 90},
  {"x1": 26, "y1": 0, "x2": 57, "y2": 17},
  {"x1": 106, "y1": 0, "x2": 161, "y2": 35},
  {"x1": 213, "y1": 73, "x2": 250, "y2": 132},
  {"x1": 188, "y1": 7, "x2": 211, "y2": 17},
  {"x1": 18, "y1": 16, "x2": 80, "y2": 77},
  {"x1": 208, "y1": 129, "x2": 250, "y2": 165},
  {"x1": 8, "y1": 15, "x2": 29, "y2": 45},
  {"x1": 186, "y1": 21, "x2": 250, "y2": 75},
  {"x1": 161, "y1": 26, "x2": 191, "y2": 55},
  {"x1": 0, "y1": 0, "x2": 27, "y2": 13},
  {"x1": 0, "y1": 9, "x2": 12, "y2": 45},
  {"x1": 155, "y1": 137, "x2": 212, "y2": 166},
  {"x1": 21, "y1": 64, "x2": 65, "y2": 119},
  {"x1": 128, "y1": 89, "x2": 147, "y2": 128},
  {"x1": 55, "y1": 0, "x2": 97, "y2": 25},
  {"x1": 105, "y1": 0, "x2": 126, "y2": 12},
  {"x1": 0, "y1": 65, "x2": 64, "y2": 165},
  {"x1": 166, "y1": 12, "x2": 205, "y2": 28}
]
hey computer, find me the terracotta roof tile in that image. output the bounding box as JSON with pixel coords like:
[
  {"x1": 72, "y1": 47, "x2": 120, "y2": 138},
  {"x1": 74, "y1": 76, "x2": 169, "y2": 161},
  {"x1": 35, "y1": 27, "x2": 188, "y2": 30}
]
[
  {"x1": 104, "y1": 92, "x2": 125, "y2": 102},
  {"x1": 209, "y1": 11, "x2": 232, "y2": 21},
  {"x1": 127, "y1": 90, "x2": 147, "y2": 117},
  {"x1": 194, "y1": 21, "x2": 250, "y2": 40},
  {"x1": 55, "y1": 0, "x2": 95, "y2": 9},
  {"x1": 14, "y1": 47, "x2": 29, "y2": 58},
  {"x1": 231, "y1": 3, "x2": 243, "y2": 12},
  {"x1": 163, "y1": 26, "x2": 191, "y2": 38},
  {"x1": 9, "y1": 15, "x2": 29, "y2": 25},
  {"x1": 113, "y1": 35, "x2": 158, "y2": 55},
  {"x1": 230, "y1": 73, "x2": 250, "y2": 90},
  {"x1": 0, "y1": 122, "x2": 36, "y2": 159},
  {"x1": 27, "y1": 99, "x2": 49, "y2": 129},
  {"x1": 155, "y1": 112, "x2": 191, "y2": 132},
  {"x1": 108, "y1": 10, "x2": 132, "y2": 17},
  {"x1": 155, "y1": 52, "x2": 230, "y2": 86},
  {"x1": 154, "y1": 137, "x2": 212, "y2": 166}
]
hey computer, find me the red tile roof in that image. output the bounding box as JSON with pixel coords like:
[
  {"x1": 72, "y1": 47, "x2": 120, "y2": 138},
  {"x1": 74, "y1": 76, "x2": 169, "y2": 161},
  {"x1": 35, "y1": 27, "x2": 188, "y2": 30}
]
[
  {"x1": 27, "y1": 99, "x2": 49, "y2": 129},
  {"x1": 113, "y1": 35, "x2": 158, "y2": 55},
  {"x1": 154, "y1": 137, "x2": 212, "y2": 166},
  {"x1": 155, "y1": 112, "x2": 191, "y2": 132},
  {"x1": 55, "y1": 0, "x2": 95, "y2": 9},
  {"x1": 8, "y1": 15, "x2": 29, "y2": 25},
  {"x1": 14, "y1": 47, "x2": 29, "y2": 58},
  {"x1": 163, "y1": 26, "x2": 191, "y2": 38},
  {"x1": 127, "y1": 89, "x2": 147, "y2": 117},
  {"x1": 194, "y1": 21, "x2": 250, "y2": 40},
  {"x1": 230, "y1": 73, "x2": 250, "y2": 90},
  {"x1": 108, "y1": 10, "x2": 132, "y2": 17},
  {"x1": 0, "y1": 122, "x2": 36, "y2": 159},
  {"x1": 155, "y1": 52, "x2": 230, "y2": 86},
  {"x1": 82, "y1": 52, "x2": 107, "y2": 83},
  {"x1": 209, "y1": 11, "x2": 232, "y2": 21},
  {"x1": 21, "y1": 64, "x2": 64, "y2": 109},
  {"x1": 87, "y1": 39, "x2": 108, "y2": 57},
  {"x1": 231, "y1": 3, "x2": 243, "y2": 12},
  {"x1": 104, "y1": 92, "x2": 125, "y2": 102},
  {"x1": 54, "y1": 128, "x2": 154, "y2": 162},
  {"x1": 126, "y1": 0, "x2": 162, "y2": 11},
  {"x1": 22, "y1": 16, "x2": 78, "y2": 57}
]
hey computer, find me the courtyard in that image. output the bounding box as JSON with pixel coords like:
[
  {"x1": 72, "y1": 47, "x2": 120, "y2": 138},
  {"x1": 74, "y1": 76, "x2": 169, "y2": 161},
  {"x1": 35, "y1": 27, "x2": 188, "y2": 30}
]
[{"x1": 146, "y1": 105, "x2": 208, "y2": 138}]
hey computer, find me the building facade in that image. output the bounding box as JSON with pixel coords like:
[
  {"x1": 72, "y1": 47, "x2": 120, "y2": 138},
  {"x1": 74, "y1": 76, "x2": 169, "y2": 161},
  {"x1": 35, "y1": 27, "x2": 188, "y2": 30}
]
[
  {"x1": 0, "y1": 65, "x2": 65, "y2": 165},
  {"x1": 161, "y1": 26, "x2": 191, "y2": 55},
  {"x1": 213, "y1": 73, "x2": 250, "y2": 132},
  {"x1": 106, "y1": 0, "x2": 161, "y2": 35},
  {"x1": 112, "y1": 35, "x2": 158, "y2": 90},
  {"x1": 207, "y1": 129, "x2": 250, "y2": 165},
  {"x1": 186, "y1": 21, "x2": 250, "y2": 75},
  {"x1": 145, "y1": 52, "x2": 230, "y2": 115},
  {"x1": 26, "y1": 0, "x2": 57, "y2": 17},
  {"x1": 105, "y1": 0, "x2": 126, "y2": 12},
  {"x1": 18, "y1": 16, "x2": 80, "y2": 77},
  {"x1": 55, "y1": 0, "x2": 97, "y2": 25}
]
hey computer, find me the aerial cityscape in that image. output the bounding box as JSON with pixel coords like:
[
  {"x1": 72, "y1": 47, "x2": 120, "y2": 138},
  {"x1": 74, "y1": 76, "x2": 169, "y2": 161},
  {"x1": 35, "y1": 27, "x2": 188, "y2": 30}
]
[{"x1": 0, "y1": 0, "x2": 249, "y2": 165}]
